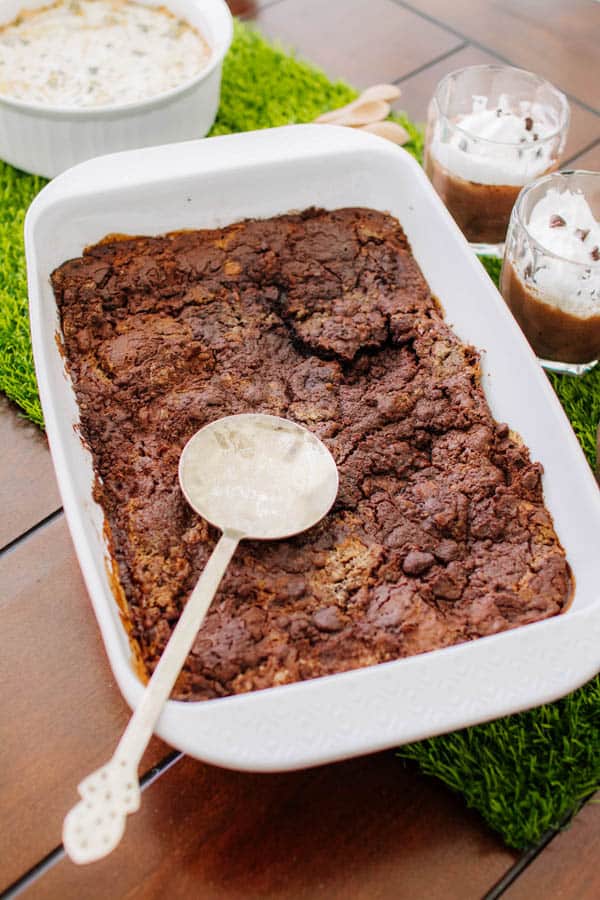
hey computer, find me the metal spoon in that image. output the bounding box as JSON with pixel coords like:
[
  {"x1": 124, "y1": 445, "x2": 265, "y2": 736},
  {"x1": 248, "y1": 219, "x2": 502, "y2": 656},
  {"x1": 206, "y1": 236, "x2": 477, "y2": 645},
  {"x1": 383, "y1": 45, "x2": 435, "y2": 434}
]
[{"x1": 63, "y1": 413, "x2": 339, "y2": 864}]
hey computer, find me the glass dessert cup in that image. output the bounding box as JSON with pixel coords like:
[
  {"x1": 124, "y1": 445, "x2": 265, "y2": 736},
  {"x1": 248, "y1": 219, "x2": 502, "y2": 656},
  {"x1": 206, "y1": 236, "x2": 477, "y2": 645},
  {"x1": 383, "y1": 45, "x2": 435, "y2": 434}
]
[
  {"x1": 500, "y1": 170, "x2": 600, "y2": 376},
  {"x1": 424, "y1": 65, "x2": 570, "y2": 255}
]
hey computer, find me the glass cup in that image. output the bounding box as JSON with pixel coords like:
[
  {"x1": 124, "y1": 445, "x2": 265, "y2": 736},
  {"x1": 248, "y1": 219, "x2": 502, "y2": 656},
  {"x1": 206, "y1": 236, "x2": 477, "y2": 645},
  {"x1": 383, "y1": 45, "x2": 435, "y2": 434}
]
[
  {"x1": 500, "y1": 170, "x2": 600, "y2": 376},
  {"x1": 424, "y1": 65, "x2": 570, "y2": 255}
]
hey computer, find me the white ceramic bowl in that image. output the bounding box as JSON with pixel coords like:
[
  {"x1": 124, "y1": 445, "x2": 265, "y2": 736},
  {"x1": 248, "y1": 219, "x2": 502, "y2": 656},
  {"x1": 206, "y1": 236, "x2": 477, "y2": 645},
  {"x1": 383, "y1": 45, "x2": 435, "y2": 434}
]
[
  {"x1": 0, "y1": 0, "x2": 233, "y2": 177},
  {"x1": 25, "y1": 126, "x2": 600, "y2": 771}
]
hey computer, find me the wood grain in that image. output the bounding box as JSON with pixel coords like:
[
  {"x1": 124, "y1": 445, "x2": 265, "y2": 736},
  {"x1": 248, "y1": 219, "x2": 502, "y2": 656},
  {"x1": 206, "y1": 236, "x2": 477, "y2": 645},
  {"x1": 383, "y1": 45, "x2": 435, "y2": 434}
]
[
  {"x1": 0, "y1": 517, "x2": 169, "y2": 891},
  {"x1": 504, "y1": 795, "x2": 600, "y2": 900},
  {"x1": 251, "y1": 0, "x2": 463, "y2": 87},
  {"x1": 399, "y1": 0, "x2": 600, "y2": 111},
  {"x1": 0, "y1": 398, "x2": 61, "y2": 550},
  {"x1": 29, "y1": 753, "x2": 517, "y2": 900},
  {"x1": 393, "y1": 43, "x2": 600, "y2": 164}
]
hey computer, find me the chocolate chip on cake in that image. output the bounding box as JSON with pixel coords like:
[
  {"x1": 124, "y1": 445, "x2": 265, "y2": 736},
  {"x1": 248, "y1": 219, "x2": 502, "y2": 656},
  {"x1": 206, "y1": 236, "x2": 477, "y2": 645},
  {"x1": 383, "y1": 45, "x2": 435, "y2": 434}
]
[
  {"x1": 312, "y1": 606, "x2": 344, "y2": 632},
  {"x1": 402, "y1": 550, "x2": 435, "y2": 576}
]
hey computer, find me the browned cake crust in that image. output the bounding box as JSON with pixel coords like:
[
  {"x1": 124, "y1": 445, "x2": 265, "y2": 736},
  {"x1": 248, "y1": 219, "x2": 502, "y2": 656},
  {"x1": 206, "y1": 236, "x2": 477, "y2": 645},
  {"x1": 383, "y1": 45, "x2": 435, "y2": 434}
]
[{"x1": 51, "y1": 208, "x2": 571, "y2": 700}]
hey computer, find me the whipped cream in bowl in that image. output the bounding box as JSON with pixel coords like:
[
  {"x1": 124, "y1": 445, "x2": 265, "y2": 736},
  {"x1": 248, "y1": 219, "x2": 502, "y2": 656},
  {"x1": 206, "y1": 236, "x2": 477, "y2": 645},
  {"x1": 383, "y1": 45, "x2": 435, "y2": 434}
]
[
  {"x1": 523, "y1": 185, "x2": 600, "y2": 314},
  {"x1": 424, "y1": 65, "x2": 570, "y2": 247},
  {"x1": 501, "y1": 170, "x2": 600, "y2": 374},
  {"x1": 431, "y1": 94, "x2": 558, "y2": 187}
]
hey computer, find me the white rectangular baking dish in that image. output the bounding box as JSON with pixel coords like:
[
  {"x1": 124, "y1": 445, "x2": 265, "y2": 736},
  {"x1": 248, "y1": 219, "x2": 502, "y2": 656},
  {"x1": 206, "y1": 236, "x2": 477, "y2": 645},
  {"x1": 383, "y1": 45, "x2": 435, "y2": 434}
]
[{"x1": 25, "y1": 125, "x2": 600, "y2": 771}]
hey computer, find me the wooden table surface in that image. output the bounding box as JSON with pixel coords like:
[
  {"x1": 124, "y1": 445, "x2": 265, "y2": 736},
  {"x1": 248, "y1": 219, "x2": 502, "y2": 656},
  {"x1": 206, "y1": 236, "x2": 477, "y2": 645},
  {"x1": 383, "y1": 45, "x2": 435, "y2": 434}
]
[{"x1": 2, "y1": 1, "x2": 599, "y2": 897}]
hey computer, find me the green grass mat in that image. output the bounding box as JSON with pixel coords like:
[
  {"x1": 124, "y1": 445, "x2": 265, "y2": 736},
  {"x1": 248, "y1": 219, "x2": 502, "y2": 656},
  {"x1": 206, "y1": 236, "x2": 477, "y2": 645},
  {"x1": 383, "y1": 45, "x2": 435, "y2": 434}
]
[{"x1": 1, "y1": 20, "x2": 598, "y2": 849}]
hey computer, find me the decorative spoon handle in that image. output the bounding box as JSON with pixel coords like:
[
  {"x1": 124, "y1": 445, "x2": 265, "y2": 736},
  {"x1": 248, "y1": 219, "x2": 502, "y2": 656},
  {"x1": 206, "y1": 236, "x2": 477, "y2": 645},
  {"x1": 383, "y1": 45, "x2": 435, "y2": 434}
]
[{"x1": 63, "y1": 531, "x2": 239, "y2": 864}]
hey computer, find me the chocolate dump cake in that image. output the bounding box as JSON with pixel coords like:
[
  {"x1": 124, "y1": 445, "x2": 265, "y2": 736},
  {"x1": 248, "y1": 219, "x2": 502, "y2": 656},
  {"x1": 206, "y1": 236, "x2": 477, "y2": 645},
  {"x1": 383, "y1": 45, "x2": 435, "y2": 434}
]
[{"x1": 51, "y1": 208, "x2": 571, "y2": 700}]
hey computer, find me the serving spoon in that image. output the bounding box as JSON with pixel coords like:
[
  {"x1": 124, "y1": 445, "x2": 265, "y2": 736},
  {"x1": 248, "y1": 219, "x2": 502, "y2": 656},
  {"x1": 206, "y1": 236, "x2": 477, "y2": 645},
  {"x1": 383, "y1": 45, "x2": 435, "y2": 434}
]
[{"x1": 63, "y1": 413, "x2": 339, "y2": 864}]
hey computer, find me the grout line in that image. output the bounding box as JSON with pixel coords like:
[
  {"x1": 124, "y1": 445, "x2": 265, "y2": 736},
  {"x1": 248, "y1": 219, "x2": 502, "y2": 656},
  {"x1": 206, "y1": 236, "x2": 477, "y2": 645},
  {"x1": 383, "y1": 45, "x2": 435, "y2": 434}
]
[
  {"x1": 482, "y1": 791, "x2": 595, "y2": 900},
  {"x1": 139, "y1": 750, "x2": 184, "y2": 790},
  {"x1": 561, "y1": 136, "x2": 600, "y2": 169},
  {"x1": 1, "y1": 847, "x2": 66, "y2": 900},
  {"x1": 0, "y1": 751, "x2": 184, "y2": 899},
  {"x1": 482, "y1": 828, "x2": 559, "y2": 900},
  {"x1": 0, "y1": 508, "x2": 64, "y2": 559},
  {"x1": 393, "y1": 40, "x2": 469, "y2": 86},
  {"x1": 390, "y1": 0, "x2": 472, "y2": 44},
  {"x1": 390, "y1": 0, "x2": 600, "y2": 117}
]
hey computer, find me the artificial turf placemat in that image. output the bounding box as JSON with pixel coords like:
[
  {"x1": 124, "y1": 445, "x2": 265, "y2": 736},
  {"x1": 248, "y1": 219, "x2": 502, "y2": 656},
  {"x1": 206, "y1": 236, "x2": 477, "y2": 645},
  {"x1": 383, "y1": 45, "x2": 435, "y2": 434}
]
[{"x1": 1, "y1": 20, "x2": 598, "y2": 850}]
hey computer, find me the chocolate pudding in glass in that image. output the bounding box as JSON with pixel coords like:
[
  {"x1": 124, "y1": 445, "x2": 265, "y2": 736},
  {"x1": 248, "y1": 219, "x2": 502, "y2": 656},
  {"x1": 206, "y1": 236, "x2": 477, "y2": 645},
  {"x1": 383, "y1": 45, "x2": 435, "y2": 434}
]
[
  {"x1": 500, "y1": 170, "x2": 600, "y2": 376},
  {"x1": 424, "y1": 65, "x2": 570, "y2": 255}
]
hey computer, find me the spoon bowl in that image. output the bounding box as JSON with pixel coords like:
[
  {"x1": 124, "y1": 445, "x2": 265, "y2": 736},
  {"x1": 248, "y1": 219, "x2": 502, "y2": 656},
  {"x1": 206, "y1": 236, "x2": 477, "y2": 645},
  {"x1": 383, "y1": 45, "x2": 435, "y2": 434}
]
[
  {"x1": 314, "y1": 84, "x2": 401, "y2": 126},
  {"x1": 316, "y1": 98, "x2": 390, "y2": 127},
  {"x1": 179, "y1": 413, "x2": 339, "y2": 540},
  {"x1": 359, "y1": 120, "x2": 410, "y2": 145}
]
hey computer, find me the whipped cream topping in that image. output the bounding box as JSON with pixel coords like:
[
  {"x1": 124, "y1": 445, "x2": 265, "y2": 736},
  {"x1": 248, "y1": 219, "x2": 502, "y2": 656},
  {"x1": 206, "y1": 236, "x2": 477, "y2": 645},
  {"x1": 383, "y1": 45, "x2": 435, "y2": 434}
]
[
  {"x1": 0, "y1": 0, "x2": 212, "y2": 108},
  {"x1": 430, "y1": 94, "x2": 558, "y2": 186},
  {"x1": 518, "y1": 188, "x2": 600, "y2": 317}
]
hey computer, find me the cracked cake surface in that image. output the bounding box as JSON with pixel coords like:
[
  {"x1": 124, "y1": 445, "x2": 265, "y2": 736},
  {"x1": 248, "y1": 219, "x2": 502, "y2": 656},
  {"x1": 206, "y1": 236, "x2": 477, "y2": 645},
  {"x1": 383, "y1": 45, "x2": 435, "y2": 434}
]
[{"x1": 51, "y1": 207, "x2": 571, "y2": 700}]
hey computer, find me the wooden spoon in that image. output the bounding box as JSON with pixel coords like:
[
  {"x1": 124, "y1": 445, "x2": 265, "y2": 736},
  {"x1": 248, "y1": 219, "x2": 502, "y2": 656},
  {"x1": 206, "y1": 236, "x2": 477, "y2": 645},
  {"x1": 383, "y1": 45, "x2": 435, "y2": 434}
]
[
  {"x1": 316, "y1": 98, "x2": 390, "y2": 127},
  {"x1": 315, "y1": 83, "x2": 400, "y2": 125},
  {"x1": 359, "y1": 84, "x2": 401, "y2": 103},
  {"x1": 358, "y1": 120, "x2": 410, "y2": 145}
]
